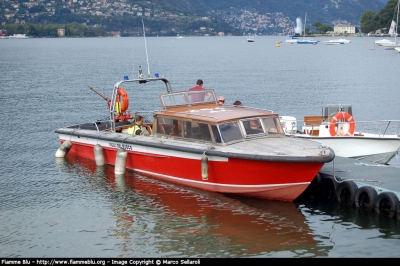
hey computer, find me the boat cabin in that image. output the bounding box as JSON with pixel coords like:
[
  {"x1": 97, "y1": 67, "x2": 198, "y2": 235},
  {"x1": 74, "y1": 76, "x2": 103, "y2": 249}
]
[
  {"x1": 322, "y1": 104, "x2": 353, "y2": 122},
  {"x1": 136, "y1": 89, "x2": 284, "y2": 145},
  {"x1": 301, "y1": 104, "x2": 354, "y2": 136}
]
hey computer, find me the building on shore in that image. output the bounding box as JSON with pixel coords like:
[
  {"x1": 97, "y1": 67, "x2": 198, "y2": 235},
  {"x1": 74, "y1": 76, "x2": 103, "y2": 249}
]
[{"x1": 334, "y1": 25, "x2": 356, "y2": 35}]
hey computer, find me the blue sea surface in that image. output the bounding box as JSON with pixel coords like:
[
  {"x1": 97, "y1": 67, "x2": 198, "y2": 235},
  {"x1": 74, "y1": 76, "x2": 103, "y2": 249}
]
[{"x1": 0, "y1": 36, "x2": 399, "y2": 258}]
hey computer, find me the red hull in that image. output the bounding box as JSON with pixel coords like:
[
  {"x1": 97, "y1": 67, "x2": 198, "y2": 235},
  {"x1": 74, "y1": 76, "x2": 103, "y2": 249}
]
[{"x1": 60, "y1": 139, "x2": 322, "y2": 201}]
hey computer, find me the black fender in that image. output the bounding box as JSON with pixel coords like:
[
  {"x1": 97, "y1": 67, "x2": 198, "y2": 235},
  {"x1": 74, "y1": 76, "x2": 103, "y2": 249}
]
[
  {"x1": 396, "y1": 202, "x2": 400, "y2": 221},
  {"x1": 374, "y1": 191, "x2": 400, "y2": 217},
  {"x1": 319, "y1": 176, "x2": 338, "y2": 200},
  {"x1": 336, "y1": 181, "x2": 358, "y2": 206},
  {"x1": 354, "y1": 186, "x2": 378, "y2": 211}
]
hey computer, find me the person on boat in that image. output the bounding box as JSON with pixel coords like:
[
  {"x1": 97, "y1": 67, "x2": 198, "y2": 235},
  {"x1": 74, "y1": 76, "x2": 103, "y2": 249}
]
[
  {"x1": 217, "y1": 96, "x2": 225, "y2": 105},
  {"x1": 233, "y1": 100, "x2": 242, "y2": 106},
  {"x1": 128, "y1": 115, "x2": 145, "y2": 136},
  {"x1": 188, "y1": 79, "x2": 211, "y2": 102}
]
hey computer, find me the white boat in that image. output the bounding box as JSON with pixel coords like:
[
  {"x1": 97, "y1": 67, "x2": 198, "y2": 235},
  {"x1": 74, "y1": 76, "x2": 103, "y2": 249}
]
[
  {"x1": 285, "y1": 37, "x2": 298, "y2": 44},
  {"x1": 247, "y1": 35, "x2": 255, "y2": 42},
  {"x1": 375, "y1": 39, "x2": 395, "y2": 46},
  {"x1": 280, "y1": 104, "x2": 400, "y2": 165},
  {"x1": 380, "y1": 41, "x2": 400, "y2": 48},
  {"x1": 297, "y1": 38, "x2": 319, "y2": 45},
  {"x1": 8, "y1": 34, "x2": 28, "y2": 39},
  {"x1": 395, "y1": 47, "x2": 400, "y2": 52},
  {"x1": 285, "y1": 32, "x2": 299, "y2": 43},
  {"x1": 323, "y1": 38, "x2": 351, "y2": 45}
]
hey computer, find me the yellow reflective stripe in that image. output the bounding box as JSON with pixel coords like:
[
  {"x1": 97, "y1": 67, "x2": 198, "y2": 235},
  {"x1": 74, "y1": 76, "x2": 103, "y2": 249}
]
[
  {"x1": 115, "y1": 102, "x2": 121, "y2": 115},
  {"x1": 127, "y1": 126, "x2": 134, "y2": 135}
]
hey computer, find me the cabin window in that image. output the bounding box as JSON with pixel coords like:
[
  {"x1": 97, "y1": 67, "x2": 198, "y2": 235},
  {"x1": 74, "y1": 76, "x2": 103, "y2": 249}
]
[
  {"x1": 211, "y1": 125, "x2": 222, "y2": 143},
  {"x1": 261, "y1": 117, "x2": 284, "y2": 135},
  {"x1": 241, "y1": 118, "x2": 264, "y2": 136},
  {"x1": 184, "y1": 121, "x2": 212, "y2": 141},
  {"x1": 157, "y1": 117, "x2": 173, "y2": 135},
  {"x1": 218, "y1": 121, "x2": 243, "y2": 143},
  {"x1": 172, "y1": 119, "x2": 183, "y2": 137},
  {"x1": 156, "y1": 117, "x2": 182, "y2": 137}
]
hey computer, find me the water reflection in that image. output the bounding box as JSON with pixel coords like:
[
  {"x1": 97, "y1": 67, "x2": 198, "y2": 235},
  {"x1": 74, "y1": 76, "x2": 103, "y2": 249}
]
[
  {"x1": 298, "y1": 197, "x2": 400, "y2": 236},
  {"x1": 57, "y1": 155, "x2": 328, "y2": 257}
]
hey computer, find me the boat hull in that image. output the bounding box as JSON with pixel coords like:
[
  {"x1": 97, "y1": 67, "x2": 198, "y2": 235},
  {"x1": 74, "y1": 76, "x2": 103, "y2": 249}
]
[
  {"x1": 290, "y1": 135, "x2": 400, "y2": 164},
  {"x1": 56, "y1": 131, "x2": 331, "y2": 201}
]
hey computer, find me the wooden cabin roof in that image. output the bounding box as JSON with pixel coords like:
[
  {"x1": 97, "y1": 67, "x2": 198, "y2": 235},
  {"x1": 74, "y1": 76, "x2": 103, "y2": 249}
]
[{"x1": 154, "y1": 103, "x2": 275, "y2": 123}]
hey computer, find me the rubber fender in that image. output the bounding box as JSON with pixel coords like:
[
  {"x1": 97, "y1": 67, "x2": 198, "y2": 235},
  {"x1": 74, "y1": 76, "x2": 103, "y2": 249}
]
[
  {"x1": 374, "y1": 191, "x2": 400, "y2": 217},
  {"x1": 336, "y1": 181, "x2": 358, "y2": 206},
  {"x1": 354, "y1": 186, "x2": 378, "y2": 211},
  {"x1": 319, "y1": 176, "x2": 337, "y2": 200},
  {"x1": 396, "y1": 202, "x2": 400, "y2": 221},
  {"x1": 311, "y1": 173, "x2": 322, "y2": 187}
]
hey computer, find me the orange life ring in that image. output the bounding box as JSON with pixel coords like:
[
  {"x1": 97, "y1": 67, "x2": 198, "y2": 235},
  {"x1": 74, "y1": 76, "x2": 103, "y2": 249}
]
[
  {"x1": 329, "y1": 112, "x2": 355, "y2": 136},
  {"x1": 116, "y1": 88, "x2": 129, "y2": 113}
]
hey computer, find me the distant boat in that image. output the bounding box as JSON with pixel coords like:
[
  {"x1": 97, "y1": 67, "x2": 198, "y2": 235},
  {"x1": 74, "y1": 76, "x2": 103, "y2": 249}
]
[
  {"x1": 375, "y1": 39, "x2": 394, "y2": 46},
  {"x1": 323, "y1": 38, "x2": 351, "y2": 45},
  {"x1": 285, "y1": 36, "x2": 298, "y2": 44},
  {"x1": 247, "y1": 35, "x2": 255, "y2": 42},
  {"x1": 176, "y1": 34, "x2": 183, "y2": 39},
  {"x1": 297, "y1": 39, "x2": 319, "y2": 45},
  {"x1": 284, "y1": 30, "x2": 299, "y2": 43},
  {"x1": 8, "y1": 34, "x2": 28, "y2": 39}
]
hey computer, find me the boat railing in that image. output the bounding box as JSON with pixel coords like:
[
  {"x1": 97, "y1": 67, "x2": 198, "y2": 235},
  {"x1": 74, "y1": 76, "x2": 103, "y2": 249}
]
[
  {"x1": 302, "y1": 120, "x2": 400, "y2": 136},
  {"x1": 352, "y1": 120, "x2": 400, "y2": 136},
  {"x1": 108, "y1": 76, "x2": 173, "y2": 131}
]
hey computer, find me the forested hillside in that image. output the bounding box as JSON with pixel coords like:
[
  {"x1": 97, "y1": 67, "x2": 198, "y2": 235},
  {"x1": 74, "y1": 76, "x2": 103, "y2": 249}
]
[{"x1": 0, "y1": 0, "x2": 394, "y2": 37}]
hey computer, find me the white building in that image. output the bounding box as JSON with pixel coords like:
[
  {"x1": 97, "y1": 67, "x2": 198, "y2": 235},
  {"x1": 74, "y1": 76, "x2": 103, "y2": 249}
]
[{"x1": 334, "y1": 25, "x2": 356, "y2": 34}]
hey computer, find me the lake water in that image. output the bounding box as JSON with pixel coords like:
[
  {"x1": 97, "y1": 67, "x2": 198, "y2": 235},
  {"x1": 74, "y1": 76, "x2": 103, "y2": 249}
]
[{"x1": 1, "y1": 36, "x2": 400, "y2": 258}]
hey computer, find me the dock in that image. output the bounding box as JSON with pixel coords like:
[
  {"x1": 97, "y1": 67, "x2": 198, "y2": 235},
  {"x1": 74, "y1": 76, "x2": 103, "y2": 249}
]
[{"x1": 308, "y1": 156, "x2": 400, "y2": 220}]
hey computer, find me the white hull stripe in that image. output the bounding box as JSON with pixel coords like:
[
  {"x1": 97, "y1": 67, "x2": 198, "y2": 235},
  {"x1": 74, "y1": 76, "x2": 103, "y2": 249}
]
[{"x1": 134, "y1": 168, "x2": 310, "y2": 188}]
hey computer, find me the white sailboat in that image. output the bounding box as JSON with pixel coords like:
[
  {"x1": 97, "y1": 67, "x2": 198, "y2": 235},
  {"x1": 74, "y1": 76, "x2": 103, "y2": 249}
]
[
  {"x1": 297, "y1": 13, "x2": 319, "y2": 44},
  {"x1": 380, "y1": 0, "x2": 400, "y2": 49}
]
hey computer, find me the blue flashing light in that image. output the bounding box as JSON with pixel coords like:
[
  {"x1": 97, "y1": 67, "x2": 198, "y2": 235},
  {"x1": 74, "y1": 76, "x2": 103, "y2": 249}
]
[
  {"x1": 124, "y1": 75, "x2": 129, "y2": 80},
  {"x1": 154, "y1": 72, "x2": 159, "y2": 78}
]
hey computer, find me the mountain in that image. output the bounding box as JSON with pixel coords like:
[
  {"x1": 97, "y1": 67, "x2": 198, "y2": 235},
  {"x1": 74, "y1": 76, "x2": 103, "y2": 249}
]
[
  {"x1": 159, "y1": 0, "x2": 386, "y2": 35},
  {"x1": 200, "y1": 0, "x2": 385, "y2": 26},
  {"x1": 0, "y1": 0, "x2": 388, "y2": 36}
]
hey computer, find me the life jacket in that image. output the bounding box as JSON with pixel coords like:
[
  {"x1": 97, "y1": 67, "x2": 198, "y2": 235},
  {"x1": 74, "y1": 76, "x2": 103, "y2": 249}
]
[{"x1": 127, "y1": 124, "x2": 143, "y2": 135}]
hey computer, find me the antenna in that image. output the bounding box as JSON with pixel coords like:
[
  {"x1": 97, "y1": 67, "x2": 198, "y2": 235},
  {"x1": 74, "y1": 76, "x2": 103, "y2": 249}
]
[
  {"x1": 132, "y1": 40, "x2": 135, "y2": 79},
  {"x1": 142, "y1": 19, "x2": 151, "y2": 78}
]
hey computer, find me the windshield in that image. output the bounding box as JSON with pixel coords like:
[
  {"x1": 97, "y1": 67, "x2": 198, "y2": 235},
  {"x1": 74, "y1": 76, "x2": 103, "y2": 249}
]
[
  {"x1": 160, "y1": 89, "x2": 216, "y2": 108},
  {"x1": 218, "y1": 121, "x2": 243, "y2": 143}
]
